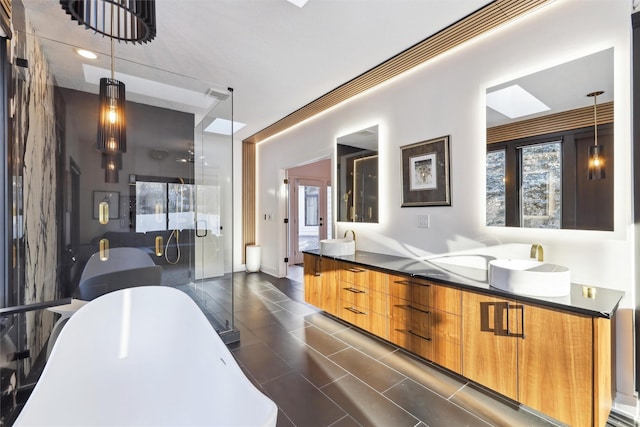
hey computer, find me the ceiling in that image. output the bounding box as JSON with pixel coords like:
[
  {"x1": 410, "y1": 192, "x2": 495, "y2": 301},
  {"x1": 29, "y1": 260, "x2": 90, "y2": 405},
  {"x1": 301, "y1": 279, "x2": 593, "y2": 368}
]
[
  {"x1": 486, "y1": 47, "x2": 614, "y2": 128},
  {"x1": 17, "y1": 0, "x2": 492, "y2": 144}
]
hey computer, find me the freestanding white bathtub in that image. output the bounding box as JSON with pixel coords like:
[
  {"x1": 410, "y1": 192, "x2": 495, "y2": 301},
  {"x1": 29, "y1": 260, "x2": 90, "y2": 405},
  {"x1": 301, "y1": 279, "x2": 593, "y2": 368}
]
[{"x1": 14, "y1": 286, "x2": 278, "y2": 426}]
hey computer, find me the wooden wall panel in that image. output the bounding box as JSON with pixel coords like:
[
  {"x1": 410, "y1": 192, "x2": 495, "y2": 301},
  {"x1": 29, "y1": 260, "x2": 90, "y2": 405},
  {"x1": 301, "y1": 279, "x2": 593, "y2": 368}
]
[
  {"x1": 242, "y1": 141, "x2": 256, "y2": 263},
  {"x1": 487, "y1": 102, "x2": 614, "y2": 145}
]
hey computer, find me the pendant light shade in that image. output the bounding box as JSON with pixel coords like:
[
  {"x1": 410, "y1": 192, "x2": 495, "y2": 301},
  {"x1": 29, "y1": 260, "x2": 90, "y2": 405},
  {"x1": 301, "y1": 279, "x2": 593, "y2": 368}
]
[
  {"x1": 101, "y1": 151, "x2": 123, "y2": 170},
  {"x1": 588, "y1": 145, "x2": 604, "y2": 180},
  {"x1": 60, "y1": 0, "x2": 157, "y2": 44},
  {"x1": 102, "y1": 151, "x2": 122, "y2": 183},
  {"x1": 98, "y1": 77, "x2": 127, "y2": 153},
  {"x1": 587, "y1": 91, "x2": 604, "y2": 180}
]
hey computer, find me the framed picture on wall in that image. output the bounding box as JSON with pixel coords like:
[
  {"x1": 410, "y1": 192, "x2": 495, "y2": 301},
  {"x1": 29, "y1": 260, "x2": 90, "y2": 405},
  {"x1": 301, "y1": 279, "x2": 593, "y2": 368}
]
[
  {"x1": 93, "y1": 191, "x2": 120, "y2": 219},
  {"x1": 400, "y1": 136, "x2": 451, "y2": 207}
]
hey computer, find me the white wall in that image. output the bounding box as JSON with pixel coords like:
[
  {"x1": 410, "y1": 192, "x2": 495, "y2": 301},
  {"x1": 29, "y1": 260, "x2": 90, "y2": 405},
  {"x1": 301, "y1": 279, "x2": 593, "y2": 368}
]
[{"x1": 255, "y1": 0, "x2": 634, "y2": 400}]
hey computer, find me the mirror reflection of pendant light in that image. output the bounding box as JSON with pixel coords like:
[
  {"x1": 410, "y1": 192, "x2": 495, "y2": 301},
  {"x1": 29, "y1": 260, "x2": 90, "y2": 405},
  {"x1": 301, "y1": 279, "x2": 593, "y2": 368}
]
[
  {"x1": 102, "y1": 151, "x2": 122, "y2": 183},
  {"x1": 587, "y1": 91, "x2": 605, "y2": 180}
]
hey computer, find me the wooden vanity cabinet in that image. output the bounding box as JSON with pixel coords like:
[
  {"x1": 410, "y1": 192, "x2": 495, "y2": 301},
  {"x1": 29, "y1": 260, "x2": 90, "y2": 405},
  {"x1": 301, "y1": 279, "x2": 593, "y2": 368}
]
[
  {"x1": 303, "y1": 253, "x2": 340, "y2": 316},
  {"x1": 304, "y1": 254, "x2": 613, "y2": 426},
  {"x1": 462, "y1": 290, "x2": 611, "y2": 427}
]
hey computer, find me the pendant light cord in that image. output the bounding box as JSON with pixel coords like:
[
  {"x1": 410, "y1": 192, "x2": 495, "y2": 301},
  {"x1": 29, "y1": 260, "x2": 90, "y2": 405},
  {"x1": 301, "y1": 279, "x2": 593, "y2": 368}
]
[
  {"x1": 593, "y1": 92, "x2": 598, "y2": 147},
  {"x1": 110, "y1": 1, "x2": 115, "y2": 79}
]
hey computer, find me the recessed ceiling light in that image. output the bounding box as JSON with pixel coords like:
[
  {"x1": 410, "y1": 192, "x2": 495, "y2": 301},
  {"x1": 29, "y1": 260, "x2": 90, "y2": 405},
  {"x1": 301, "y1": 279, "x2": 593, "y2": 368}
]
[
  {"x1": 75, "y1": 48, "x2": 98, "y2": 59},
  {"x1": 204, "y1": 118, "x2": 246, "y2": 135},
  {"x1": 286, "y1": 0, "x2": 309, "y2": 7},
  {"x1": 486, "y1": 84, "x2": 550, "y2": 119}
]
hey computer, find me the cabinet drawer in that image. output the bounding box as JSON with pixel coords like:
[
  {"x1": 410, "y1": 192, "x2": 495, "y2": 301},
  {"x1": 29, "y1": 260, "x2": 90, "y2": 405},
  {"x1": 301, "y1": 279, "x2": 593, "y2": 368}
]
[
  {"x1": 389, "y1": 320, "x2": 461, "y2": 373},
  {"x1": 340, "y1": 305, "x2": 388, "y2": 339},
  {"x1": 389, "y1": 275, "x2": 461, "y2": 315},
  {"x1": 340, "y1": 265, "x2": 388, "y2": 293},
  {"x1": 341, "y1": 286, "x2": 387, "y2": 316},
  {"x1": 390, "y1": 300, "x2": 460, "y2": 344},
  {"x1": 389, "y1": 296, "x2": 432, "y2": 332}
]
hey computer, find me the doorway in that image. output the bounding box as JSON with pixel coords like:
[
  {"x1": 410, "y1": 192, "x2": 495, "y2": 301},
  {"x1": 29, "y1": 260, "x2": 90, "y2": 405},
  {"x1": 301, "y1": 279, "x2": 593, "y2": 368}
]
[{"x1": 287, "y1": 160, "x2": 332, "y2": 267}]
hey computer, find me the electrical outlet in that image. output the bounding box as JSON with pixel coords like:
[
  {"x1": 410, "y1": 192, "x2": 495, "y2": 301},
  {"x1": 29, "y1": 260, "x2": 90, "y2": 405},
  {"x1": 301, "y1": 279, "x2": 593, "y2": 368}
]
[{"x1": 417, "y1": 214, "x2": 430, "y2": 228}]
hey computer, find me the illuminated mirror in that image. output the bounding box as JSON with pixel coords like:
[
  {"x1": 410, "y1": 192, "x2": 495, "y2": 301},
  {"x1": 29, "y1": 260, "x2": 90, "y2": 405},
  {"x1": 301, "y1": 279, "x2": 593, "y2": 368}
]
[
  {"x1": 337, "y1": 125, "x2": 378, "y2": 223},
  {"x1": 486, "y1": 48, "x2": 614, "y2": 230}
]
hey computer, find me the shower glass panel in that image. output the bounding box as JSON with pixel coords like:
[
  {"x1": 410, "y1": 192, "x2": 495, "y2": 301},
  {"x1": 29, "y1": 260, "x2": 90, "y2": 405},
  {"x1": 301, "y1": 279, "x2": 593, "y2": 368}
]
[{"x1": 188, "y1": 91, "x2": 236, "y2": 339}]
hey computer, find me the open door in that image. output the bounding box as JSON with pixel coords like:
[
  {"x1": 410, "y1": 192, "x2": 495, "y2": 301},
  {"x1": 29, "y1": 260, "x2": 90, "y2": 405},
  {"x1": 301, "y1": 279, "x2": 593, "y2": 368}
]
[{"x1": 289, "y1": 177, "x2": 331, "y2": 265}]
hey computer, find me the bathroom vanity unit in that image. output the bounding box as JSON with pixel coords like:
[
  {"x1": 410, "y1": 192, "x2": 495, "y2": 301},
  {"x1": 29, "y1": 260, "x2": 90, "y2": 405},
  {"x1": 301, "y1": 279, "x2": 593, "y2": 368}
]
[{"x1": 303, "y1": 251, "x2": 624, "y2": 427}]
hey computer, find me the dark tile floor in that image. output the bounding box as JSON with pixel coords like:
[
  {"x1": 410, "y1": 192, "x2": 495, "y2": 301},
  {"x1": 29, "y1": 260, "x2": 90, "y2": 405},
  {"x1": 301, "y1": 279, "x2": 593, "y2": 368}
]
[{"x1": 214, "y1": 269, "x2": 568, "y2": 427}]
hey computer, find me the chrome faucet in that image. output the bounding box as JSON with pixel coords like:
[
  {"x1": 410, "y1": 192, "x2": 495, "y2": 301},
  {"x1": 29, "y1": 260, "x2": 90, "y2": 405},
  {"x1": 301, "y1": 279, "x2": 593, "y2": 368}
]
[
  {"x1": 344, "y1": 229, "x2": 356, "y2": 242},
  {"x1": 530, "y1": 244, "x2": 544, "y2": 262}
]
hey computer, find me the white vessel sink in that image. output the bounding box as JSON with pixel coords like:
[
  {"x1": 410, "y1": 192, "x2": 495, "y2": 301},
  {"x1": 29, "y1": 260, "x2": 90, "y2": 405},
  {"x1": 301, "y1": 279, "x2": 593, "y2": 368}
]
[
  {"x1": 488, "y1": 259, "x2": 571, "y2": 297},
  {"x1": 320, "y1": 238, "x2": 355, "y2": 256}
]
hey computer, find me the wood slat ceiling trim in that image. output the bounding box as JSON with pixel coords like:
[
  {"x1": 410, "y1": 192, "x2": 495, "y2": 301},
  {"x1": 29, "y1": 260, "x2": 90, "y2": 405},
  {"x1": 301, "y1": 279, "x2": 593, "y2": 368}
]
[
  {"x1": 487, "y1": 102, "x2": 614, "y2": 144},
  {"x1": 243, "y1": 0, "x2": 550, "y2": 145}
]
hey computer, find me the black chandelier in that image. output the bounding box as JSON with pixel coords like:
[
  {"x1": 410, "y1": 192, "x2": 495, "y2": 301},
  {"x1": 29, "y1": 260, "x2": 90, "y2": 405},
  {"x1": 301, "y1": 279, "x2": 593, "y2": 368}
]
[
  {"x1": 60, "y1": 0, "x2": 156, "y2": 44},
  {"x1": 61, "y1": 0, "x2": 156, "y2": 183}
]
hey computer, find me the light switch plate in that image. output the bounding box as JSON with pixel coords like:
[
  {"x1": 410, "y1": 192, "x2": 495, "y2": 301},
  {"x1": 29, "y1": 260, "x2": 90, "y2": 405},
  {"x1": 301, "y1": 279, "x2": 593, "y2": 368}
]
[{"x1": 417, "y1": 214, "x2": 430, "y2": 228}]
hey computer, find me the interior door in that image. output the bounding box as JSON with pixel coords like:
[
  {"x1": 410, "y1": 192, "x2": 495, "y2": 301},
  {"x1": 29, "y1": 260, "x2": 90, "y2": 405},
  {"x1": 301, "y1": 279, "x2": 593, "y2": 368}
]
[{"x1": 290, "y1": 178, "x2": 328, "y2": 265}]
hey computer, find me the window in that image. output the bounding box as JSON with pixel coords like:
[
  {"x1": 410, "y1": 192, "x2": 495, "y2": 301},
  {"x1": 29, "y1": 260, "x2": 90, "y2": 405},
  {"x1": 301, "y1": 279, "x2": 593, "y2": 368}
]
[
  {"x1": 520, "y1": 142, "x2": 561, "y2": 228},
  {"x1": 486, "y1": 150, "x2": 506, "y2": 226},
  {"x1": 304, "y1": 186, "x2": 319, "y2": 226},
  {"x1": 487, "y1": 140, "x2": 562, "y2": 228},
  {"x1": 135, "y1": 179, "x2": 195, "y2": 232}
]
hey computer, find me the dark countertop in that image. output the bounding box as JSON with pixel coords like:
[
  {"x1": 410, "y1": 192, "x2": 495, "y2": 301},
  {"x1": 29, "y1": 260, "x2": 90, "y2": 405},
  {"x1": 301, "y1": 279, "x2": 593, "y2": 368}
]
[{"x1": 303, "y1": 249, "x2": 624, "y2": 319}]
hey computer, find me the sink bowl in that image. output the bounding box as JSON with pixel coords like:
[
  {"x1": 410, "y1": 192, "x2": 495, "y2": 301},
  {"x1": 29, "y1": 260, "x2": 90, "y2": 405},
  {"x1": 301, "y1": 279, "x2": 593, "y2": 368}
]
[
  {"x1": 320, "y1": 239, "x2": 355, "y2": 256},
  {"x1": 488, "y1": 259, "x2": 570, "y2": 297}
]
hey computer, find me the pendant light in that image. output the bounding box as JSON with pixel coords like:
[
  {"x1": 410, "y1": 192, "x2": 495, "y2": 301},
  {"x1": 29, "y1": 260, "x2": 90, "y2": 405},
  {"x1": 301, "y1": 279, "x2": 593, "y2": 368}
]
[
  {"x1": 97, "y1": 22, "x2": 127, "y2": 153},
  {"x1": 587, "y1": 91, "x2": 604, "y2": 180},
  {"x1": 60, "y1": 0, "x2": 157, "y2": 44}
]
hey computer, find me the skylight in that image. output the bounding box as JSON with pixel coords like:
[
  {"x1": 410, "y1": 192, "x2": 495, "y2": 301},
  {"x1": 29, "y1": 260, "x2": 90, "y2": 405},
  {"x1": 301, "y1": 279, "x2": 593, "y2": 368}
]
[
  {"x1": 204, "y1": 118, "x2": 246, "y2": 135},
  {"x1": 83, "y1": 64, "x2": 219, "y2": 110},
  {"x1": 486, "y1": 84, "x2": 550, "y2": 119},
  {"x1": 286, "y1": 0, "x2": 309, "y2": 7}
]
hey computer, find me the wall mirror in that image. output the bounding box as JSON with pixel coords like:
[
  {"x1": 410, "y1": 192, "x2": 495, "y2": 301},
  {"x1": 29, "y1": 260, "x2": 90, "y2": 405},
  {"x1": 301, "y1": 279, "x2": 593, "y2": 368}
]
[
  {"x1": 337, "y1": 125, "x2": 379, "y2": 223},
  {"x1": 486, "y1": 48, "x2": 614, "y2": 230}
]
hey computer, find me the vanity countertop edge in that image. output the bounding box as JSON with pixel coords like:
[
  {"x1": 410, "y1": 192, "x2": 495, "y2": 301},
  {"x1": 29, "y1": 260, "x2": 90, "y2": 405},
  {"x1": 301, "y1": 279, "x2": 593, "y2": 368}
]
[{"x1": 303, "y1": 249, "x2": 624, "y2": 319}]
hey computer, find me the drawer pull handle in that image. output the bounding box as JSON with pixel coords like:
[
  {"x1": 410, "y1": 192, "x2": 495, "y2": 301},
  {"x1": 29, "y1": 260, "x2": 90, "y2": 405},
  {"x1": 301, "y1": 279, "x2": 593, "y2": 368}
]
[
  {"x1": 408, "y1": 330, "x2": 432, "y2": 342},
  {"x1": 345, "y1": 306, "x2": 366, "y2": 315},
  {"x1": 394, "y1": 280, "x2": 430, "y2": 288},
  {"x1": 344, "y1": 287, "x2": 366, "y2": 294},
  {"x1": 394, "y1": 304, "x2": 431, "y2": 315},
  {"x1": 347, "y1": 268, "x2": 365, "y2": 273}
]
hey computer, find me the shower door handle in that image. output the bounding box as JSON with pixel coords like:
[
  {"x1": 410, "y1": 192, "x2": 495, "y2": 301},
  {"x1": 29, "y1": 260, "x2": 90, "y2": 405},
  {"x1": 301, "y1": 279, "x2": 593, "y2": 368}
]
[{"x1": 196, "y1": 220, "x2": 208, "y2": 237}]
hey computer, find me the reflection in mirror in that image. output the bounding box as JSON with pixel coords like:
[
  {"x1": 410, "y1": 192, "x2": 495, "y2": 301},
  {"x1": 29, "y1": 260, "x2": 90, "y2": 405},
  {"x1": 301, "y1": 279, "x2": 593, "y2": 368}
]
[
  {"x1": 337, "y1": 125, "x2": 379, "y2": 222},
  {"x1": 486, "y1": 48, "x2": 614, "y2": 230}
]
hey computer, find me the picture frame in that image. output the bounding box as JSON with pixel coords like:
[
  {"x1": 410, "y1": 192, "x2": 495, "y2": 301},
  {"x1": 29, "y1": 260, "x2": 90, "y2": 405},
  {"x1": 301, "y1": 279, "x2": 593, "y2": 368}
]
[
  {"x1": 93, "y1": 190, "x2": 120, "y2": 220},
  {"x1": 400, "y1": 135, "x2": 451, "y2": 207}
]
